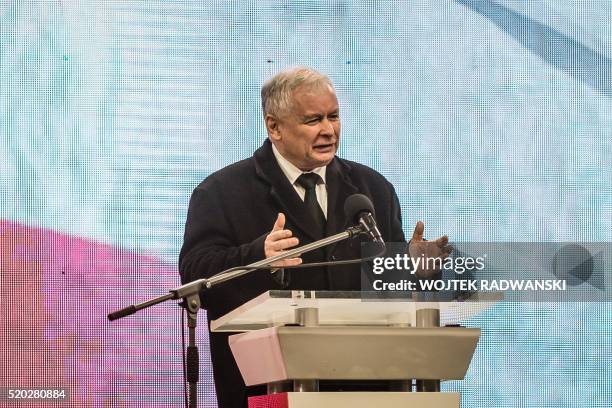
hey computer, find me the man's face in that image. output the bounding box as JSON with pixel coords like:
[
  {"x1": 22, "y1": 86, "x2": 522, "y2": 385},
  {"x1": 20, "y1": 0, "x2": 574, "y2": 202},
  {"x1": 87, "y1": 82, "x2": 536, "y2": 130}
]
[{"x1": 267, "y1": 84, "x2": 340, "y2": 171}]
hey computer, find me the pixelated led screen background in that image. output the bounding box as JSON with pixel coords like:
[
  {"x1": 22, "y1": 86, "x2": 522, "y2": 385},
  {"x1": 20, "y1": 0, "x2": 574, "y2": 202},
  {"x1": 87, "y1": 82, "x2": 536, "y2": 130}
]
[{"x1": 1, "y1": 1, "x2": 610, "y2": 407}]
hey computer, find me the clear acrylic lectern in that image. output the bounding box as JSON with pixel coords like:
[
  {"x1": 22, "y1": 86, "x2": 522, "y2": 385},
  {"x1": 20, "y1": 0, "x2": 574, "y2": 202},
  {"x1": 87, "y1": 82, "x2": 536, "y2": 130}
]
[{"x1": 211, "y1": 290, "x2": 501, "y2": 408}]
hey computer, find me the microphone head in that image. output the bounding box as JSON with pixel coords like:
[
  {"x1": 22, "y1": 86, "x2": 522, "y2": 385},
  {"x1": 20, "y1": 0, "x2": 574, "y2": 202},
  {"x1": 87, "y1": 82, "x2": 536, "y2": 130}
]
[{"x1": 344, "y1": 194, "x2": 375, "y2": 223}]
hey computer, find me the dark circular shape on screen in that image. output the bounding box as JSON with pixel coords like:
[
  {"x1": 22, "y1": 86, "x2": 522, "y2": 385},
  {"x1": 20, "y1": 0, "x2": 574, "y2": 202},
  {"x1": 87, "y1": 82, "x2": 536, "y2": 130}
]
[{"x1": 552, "y1": 244, "x2": 593, "y2": 286}]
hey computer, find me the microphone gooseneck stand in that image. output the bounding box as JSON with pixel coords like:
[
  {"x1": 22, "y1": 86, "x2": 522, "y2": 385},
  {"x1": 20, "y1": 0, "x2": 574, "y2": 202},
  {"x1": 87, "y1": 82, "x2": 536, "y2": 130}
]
[{"x1": 108, "y1": 224, "x2": 380, "y2": 408}]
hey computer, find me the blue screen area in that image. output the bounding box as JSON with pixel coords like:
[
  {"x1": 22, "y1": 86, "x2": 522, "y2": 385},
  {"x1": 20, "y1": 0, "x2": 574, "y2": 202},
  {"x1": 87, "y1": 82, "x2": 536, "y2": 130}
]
[{"x1": 1, "y1": 1, "x2": 610, "y2": 406}]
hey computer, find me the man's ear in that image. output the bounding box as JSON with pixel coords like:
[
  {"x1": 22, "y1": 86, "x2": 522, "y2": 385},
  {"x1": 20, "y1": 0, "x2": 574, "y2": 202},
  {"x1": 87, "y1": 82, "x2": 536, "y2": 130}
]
[{"x1": 265, "y1": 114, "x2": 282, "y2": 141}]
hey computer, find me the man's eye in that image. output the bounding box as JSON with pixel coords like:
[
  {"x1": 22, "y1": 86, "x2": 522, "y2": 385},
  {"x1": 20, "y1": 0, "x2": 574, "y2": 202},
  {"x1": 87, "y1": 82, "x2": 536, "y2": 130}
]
[{"x1": 305, "y1": 118, "x2": 319, "y2": 124}]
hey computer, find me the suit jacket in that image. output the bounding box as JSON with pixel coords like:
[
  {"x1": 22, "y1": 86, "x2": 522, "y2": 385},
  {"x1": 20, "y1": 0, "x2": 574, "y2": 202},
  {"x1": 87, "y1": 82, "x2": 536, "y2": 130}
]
[{"x1": 179, "y1": 139, "x2": 406, "y2": 408}]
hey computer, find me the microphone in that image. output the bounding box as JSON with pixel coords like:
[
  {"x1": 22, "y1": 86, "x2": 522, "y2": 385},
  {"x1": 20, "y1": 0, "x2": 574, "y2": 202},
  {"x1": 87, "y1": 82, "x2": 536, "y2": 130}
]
[{"x1": 344, "y1": 194, "x2": 384, "y2": 243}]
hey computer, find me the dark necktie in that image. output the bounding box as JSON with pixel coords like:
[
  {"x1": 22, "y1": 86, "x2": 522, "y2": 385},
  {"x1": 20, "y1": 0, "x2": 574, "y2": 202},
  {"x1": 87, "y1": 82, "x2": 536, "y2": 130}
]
[{"x1": 296, "y1": 173, "x2": 326, "y2": 237}]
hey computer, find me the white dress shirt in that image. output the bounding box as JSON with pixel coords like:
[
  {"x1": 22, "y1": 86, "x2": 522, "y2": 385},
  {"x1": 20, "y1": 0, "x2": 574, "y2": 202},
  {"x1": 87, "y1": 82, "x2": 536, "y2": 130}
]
[{"x1": 271, "y1": 143, "x2": 328, "y2": 219}]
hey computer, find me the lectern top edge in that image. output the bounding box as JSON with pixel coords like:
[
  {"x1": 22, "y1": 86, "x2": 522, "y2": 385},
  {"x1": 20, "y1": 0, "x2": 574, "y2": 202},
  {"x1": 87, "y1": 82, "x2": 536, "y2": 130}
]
[{"x1": 210, "y1": 290, "x2": 502, "y2": 332}]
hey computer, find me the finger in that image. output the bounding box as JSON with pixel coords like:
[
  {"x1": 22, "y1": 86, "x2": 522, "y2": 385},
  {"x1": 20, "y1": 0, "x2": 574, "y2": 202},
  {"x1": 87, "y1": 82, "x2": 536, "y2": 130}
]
[
  {"x1": 272, "y1": 213, "x2": 285, "y2": 232},
  {"x1": 270, "y1": 237, "x2": 299, "y2": 251},
  {"x1": 271, "y1": 257, "x2": 303, "y2": 268},
  {"x1": 268, "y1": 238, "x2": 300, "y2": 253},
  {"x1": 283, "y1": 257, "x2": 302, "y2": 266},
  {"x1": 411, "y1": 221, "x2": 425, "y2": 241},
  {"x1": 267, "y1": 229, "x2": 293, "y2": 242},
  {"x1": 434, "y1": 235, "x2": 449, "y2": 247}
]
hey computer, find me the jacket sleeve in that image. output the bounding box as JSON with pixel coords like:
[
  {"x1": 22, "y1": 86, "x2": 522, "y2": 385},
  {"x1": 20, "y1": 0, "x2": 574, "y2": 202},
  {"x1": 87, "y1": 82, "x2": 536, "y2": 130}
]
[
  {"x1": 388, "y1": 183, "x2": 407, "y2": 243},
  {"x1": 178, "y1": 180, "x2": 267, "y2": 285}
]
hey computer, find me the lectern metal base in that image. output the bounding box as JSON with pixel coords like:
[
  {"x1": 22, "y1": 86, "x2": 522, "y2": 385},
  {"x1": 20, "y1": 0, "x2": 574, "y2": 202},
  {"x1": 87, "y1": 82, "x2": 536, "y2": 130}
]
[{"x1": 248, "y1": 392, "x2": 460, "y2": 408}]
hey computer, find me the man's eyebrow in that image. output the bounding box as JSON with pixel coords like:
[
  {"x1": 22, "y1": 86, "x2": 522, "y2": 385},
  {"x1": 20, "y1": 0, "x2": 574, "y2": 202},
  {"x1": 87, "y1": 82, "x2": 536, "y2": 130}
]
[{"x1": 303, "y1": 110, "x2": 339, "y2": 118}]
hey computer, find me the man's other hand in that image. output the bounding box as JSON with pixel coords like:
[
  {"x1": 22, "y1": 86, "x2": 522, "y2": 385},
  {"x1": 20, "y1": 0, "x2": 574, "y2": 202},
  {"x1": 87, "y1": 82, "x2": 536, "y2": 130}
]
[
  {"x1": 264, "y1": 213, "x2": 302, "y2": 267},
  {"x1": 408, "y1": 221, "x2": 453, "y2": 278}
]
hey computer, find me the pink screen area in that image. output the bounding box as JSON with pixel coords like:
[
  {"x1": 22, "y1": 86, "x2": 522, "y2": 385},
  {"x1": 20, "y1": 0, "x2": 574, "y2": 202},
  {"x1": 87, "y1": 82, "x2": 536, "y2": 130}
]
[{"x1": 0, "y1": 220, "x2": 210, "y2": 407}]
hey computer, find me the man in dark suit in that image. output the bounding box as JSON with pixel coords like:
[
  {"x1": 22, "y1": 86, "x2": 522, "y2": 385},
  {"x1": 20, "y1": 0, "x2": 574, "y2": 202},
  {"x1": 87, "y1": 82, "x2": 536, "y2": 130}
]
[{"x1": 179, "y1": 67, "x2": 450, "y2": 408}]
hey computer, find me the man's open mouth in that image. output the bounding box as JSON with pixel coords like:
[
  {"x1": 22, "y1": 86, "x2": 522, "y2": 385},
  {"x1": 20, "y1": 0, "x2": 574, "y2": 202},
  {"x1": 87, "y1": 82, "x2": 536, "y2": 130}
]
[{"x1": 314, "y1": 143, "x2": 335, "y2": 151}]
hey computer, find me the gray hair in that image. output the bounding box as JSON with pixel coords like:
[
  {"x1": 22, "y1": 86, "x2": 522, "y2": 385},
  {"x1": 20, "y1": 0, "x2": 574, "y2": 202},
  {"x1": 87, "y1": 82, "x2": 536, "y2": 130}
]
[{"x1": 261, "y1": 66, "x2": 334, "y2": 117}]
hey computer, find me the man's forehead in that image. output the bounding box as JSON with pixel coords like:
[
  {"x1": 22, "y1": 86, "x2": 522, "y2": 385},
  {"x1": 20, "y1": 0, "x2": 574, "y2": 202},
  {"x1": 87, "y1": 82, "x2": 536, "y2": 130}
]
[
  {"x1": 290, "y1": 84, "x2": 339, "y2": 113},
  {"x1": 292, "y1": 82, "x2": 334, "y2": 97}
]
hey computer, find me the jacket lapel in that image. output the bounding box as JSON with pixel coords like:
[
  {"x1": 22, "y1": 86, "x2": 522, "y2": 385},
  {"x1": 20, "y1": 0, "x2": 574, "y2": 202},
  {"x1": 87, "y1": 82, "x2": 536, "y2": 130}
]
[
  {"x1": 324, "y1": 157, "x2": 359, "y2": 256},
  {"x1": 253, "y1": 139, "x2": 360, "y2": 246},
  {"x1": 253, "y1": 140, "x2": 323, "y2": 242}
]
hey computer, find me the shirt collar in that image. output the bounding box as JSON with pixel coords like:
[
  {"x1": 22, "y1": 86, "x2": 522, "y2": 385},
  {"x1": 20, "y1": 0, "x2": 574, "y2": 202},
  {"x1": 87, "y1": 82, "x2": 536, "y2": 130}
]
[{"x1": 271, "y1": 142, "x2": 327, "y2": 186}]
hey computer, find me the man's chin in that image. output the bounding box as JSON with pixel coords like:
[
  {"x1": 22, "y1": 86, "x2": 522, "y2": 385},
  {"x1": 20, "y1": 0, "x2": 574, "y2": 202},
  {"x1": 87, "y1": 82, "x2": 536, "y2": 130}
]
[{"x1": 312, "y1": 152, "x2": 335, "y2": 166}]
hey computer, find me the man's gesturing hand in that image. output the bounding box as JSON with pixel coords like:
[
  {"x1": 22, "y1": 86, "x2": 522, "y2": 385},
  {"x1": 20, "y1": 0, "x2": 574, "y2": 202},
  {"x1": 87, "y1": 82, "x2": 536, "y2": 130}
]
[
  {"x1": 264, "y1": 213, "x2": 302, "y2": 267},
  {"x1": 408, "y1": 221, "x2": 453, "y2": 278}
]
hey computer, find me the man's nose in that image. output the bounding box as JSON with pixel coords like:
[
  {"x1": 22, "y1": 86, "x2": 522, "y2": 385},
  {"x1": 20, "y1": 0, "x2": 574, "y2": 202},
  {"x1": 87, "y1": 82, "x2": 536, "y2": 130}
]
[{"x1": 320, "y1": 118, "x2": 335, "y2": 136}]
